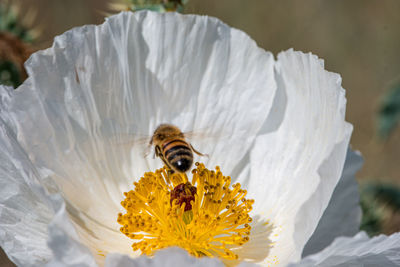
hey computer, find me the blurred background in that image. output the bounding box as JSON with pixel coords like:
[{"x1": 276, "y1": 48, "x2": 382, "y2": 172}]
[{"x1": 1, "y1": 0, "x2": 399, "y2": 266}]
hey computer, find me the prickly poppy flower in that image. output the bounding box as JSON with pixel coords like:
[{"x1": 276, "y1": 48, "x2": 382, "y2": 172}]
[{"x1": 0, "y1": 11, "x2": 399, "y2": 267}]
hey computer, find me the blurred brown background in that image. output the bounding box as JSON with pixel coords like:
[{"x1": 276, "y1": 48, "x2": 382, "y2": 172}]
[{"x1": 1, "y1": 0, "x2": 400, "y2": 266}]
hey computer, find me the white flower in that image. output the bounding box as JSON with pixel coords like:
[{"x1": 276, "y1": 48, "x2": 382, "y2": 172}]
[{"x1": 0, "y1": 11, "x2": 399, "y2": 267}]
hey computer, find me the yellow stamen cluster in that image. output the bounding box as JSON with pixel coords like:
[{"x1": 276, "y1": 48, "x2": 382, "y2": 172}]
[{"x1": 117, "y1": 163, "x2": 254, "y2": 261}]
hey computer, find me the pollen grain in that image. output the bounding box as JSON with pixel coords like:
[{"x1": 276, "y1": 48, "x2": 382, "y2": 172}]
[{"x1": 117, "y1": 163, "x2": 254, "y2": 261}]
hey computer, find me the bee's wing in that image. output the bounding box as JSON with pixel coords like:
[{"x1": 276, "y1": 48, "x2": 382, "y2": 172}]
[
  {"x1": 183, "y1": 129, "x2": 230, "y2": 158},
  {"x1": 183, "y1": 127, "x2": 230, "y2": 142},
  {"x1": 182, "y1": 126, "x2": 216, "y2": 140},
  {"x1": 143, "y1": 143, "x2": 153, "y2": 158},
  {"x1": 109, "y1": 133, "x2": 152, "y2": 158},
  {"x1": 109, "y1": 133, "x2": 150, "y2": 145}
]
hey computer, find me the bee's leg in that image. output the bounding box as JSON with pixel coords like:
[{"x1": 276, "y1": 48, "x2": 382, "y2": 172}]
[
  {"x1": 155, "y1": 145, "x2": 162, "y2": 158},
  {"x1": 163, "y1": 159, "x2": 175, "y2": 175},
  {"x1": 190, "y1": 144, "x2": 209, "y2": 157},
  {"x1": 167, "y1": 168, "x2": 175, "y2": 176},
  {"x1": 156, "y1": 145, "x2": 174, "y2": 173}
]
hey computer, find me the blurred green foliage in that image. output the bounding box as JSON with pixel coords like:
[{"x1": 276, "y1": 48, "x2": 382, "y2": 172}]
[
  {"x1": 0, "y1": 61, "x2": 21, "y2": 87},
  {"x1": 117, "y1": 0, "x2": 189, "y2": 13},
  {"x1": 0, "y1": 2, "x2": 35, "y2": 88},
  {"x1": 0, "y1": 3, "x2": 34, "y2": 43},
  {"x1": 366, "y1": 183, "x2": 400, "y2": 210},
  {"x1": 378, "y1": 84, "x2": 400, "y2": 139},
  {"x1": 360, "y1": 182, "x2": 400, "y2": 236},
  {"x1": 360, "y1": 191, "x2": 383, "y2": 237}
]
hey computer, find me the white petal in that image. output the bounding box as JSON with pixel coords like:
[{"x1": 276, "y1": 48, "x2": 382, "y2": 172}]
[
  {"x1": 0, "y1": 85, "x2": 53, "y2": 266},
  {"x1": 135, "y1": 12, "x2": 276, "y2": 174},
  {"x1": 0, "y1": 11, "x2": 276, "y2": 264},
  {"x1": 105, "y1": 248, "x2": 223, "y2": 267},
  {"x1": 45, "y1": 194, "x2": 97, "y2": 267},
  {"x1": 303, "y1": 148, "x2": 363, "y2": 256},
  {"x1": 241, "y1": 50, "x2": 352, "y2": 265},
  {"x1": 291, "y1": 232, "x2": 400, "y2": 267}
]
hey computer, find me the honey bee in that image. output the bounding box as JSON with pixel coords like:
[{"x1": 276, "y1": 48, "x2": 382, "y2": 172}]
[{"x1": 150, "y1": 124, "x2": 205, "y2": 173}]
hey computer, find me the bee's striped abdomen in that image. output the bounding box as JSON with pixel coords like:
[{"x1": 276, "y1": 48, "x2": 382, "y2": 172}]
[{"x1": 162, "y1": 139, "x2": 193, "y2": 173}]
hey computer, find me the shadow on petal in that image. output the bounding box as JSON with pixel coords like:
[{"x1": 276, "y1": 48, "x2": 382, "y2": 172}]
[{"x1": 228, "y1": 215, "x2": 274, "y2": 265}]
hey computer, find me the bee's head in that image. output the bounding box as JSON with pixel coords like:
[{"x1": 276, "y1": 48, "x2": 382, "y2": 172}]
[{"x1": 151, "y1": 124, "x2": 183, "y2": 145}]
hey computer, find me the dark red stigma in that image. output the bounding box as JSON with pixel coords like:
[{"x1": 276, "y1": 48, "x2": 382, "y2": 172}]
[{"x1": 170, "y1": 182, "x2": 197, "y2": 211}]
